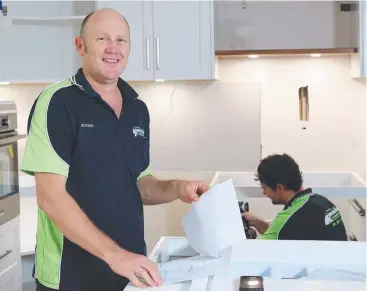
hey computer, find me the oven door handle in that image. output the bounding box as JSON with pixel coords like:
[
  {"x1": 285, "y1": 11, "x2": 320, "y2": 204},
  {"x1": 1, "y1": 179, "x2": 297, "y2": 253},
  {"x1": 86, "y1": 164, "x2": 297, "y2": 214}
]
[{"x1": 0, "y1": 134, "x2": 27, "y2": 145}]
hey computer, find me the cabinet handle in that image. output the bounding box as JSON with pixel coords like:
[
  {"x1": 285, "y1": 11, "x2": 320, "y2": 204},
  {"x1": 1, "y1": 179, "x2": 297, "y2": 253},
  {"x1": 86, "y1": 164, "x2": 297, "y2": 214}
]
[
  {"x1": 348, "y1": 199, "x2": 366, "y2": 217},
  {"x1": 146, "y1": 38, "x2": 150, "y2": 70},
  {"x1": 155, "y1": 37, "x2": 160, "y2": 70},
  {"x1": 348, "y1": 234, "x2": 357, "y2": 241},
  {"x1": 0, "y1": 249, "x2": 12, "y2": 261}
]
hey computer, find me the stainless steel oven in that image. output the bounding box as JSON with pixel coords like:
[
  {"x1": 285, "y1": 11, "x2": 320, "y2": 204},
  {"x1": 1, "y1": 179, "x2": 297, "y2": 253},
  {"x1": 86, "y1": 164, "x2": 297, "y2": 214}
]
[{"x1": 0, "y1": 101, "x2": 26, "y2": 226}]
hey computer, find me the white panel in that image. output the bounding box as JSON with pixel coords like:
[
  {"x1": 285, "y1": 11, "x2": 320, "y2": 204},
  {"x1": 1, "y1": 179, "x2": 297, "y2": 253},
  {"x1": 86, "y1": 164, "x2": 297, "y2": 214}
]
[
  {"x1": 145, "y1": 82, "x2": 261, "y2": 172},
  {"x1": 214, "y1": 1, "x2": 341, "y2": 50}
]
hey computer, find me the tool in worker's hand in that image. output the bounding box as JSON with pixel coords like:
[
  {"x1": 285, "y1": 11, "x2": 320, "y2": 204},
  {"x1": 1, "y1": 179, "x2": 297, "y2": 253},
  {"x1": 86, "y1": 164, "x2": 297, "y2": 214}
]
[{"x1": 238, "y1": 201, "x2": 257, "y2": 239}]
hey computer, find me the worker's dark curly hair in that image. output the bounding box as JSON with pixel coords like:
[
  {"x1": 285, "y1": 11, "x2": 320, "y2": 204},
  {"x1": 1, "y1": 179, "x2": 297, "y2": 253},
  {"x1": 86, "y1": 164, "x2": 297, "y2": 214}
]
[{"x1": 255, "y1": 153, "x2": 303, "y2": 192}]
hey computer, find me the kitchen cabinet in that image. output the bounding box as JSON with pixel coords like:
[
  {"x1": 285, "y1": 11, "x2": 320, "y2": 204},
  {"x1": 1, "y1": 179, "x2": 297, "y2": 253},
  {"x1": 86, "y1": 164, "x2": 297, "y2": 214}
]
[
  {"x1": 0, "y1": 1, "x2": 69, "y2": 83},
  {"x1": 215, "y1": 1, "x2": 358, "y2": 51},
  {"x1": 96, "y1": 1, "x2": 215, "y2": 81},
  {"x1": 0, "y1": 217, "x2": 21, "y2": 291},
  {"x1": 0, "y1": 0, "x2": 214, "y2": 83}
]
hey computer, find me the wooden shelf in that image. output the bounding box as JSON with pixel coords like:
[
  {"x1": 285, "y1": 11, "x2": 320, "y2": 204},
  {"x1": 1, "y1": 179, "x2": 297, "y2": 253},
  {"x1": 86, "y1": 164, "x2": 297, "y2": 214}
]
[{"x1": 215, "y1": 48, "x2": 358, "y2": 57}]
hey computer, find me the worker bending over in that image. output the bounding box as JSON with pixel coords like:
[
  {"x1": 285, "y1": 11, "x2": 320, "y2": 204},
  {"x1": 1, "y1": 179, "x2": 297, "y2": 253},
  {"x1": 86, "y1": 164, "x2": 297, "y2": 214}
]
[{"x1": 243, "y1": 154, "x2": 348, "y2": 241}]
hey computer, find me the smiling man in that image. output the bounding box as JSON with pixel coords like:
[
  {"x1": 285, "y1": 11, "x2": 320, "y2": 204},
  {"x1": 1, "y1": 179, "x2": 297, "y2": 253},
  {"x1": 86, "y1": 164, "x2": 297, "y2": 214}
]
[{"x1": 21, "y1": 8, "x2": 208, "y2": 291}]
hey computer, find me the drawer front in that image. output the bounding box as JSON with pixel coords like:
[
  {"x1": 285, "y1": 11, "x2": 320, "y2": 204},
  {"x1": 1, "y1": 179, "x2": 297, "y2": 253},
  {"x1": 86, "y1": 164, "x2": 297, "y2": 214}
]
[
  {"x1": 0, "y1": 262, "x2": 21, "y2": 291},
  {"x1": 0, "y1": 218, "x2": 19, "y2": 272}
]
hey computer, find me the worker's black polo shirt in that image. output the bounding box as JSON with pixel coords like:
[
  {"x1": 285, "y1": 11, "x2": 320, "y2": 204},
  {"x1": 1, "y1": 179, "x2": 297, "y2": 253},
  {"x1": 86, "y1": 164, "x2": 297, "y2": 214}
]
[
  {"x1": 21, "y1": 68, "x2": 151, "y2": 291},
  {"x1": 260, "y1": 188, "x2": 348, "y2": 241}
]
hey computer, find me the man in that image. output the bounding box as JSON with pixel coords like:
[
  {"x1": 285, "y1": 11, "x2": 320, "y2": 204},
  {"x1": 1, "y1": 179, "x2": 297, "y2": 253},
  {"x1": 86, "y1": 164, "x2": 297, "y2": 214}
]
[
  {"x1": 21, "y1": 8, "x2": 208, "y2": 291},
  {"x1": 242, "y1": 153, "x2": 348, "y2": 241}
]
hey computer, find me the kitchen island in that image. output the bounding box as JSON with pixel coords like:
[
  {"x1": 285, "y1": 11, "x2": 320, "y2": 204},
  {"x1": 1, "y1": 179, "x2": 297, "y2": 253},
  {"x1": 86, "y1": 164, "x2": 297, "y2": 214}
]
[{"x1": 124, "y1": 236, "x2": 366, "y2": 291}]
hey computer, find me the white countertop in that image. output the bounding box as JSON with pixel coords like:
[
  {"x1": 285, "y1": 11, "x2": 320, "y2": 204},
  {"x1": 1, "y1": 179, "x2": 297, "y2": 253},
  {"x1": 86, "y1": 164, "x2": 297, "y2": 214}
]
[
  {"x1": 134, "y1": 236, "x2": 366, "y2": 291},
  {"x1": 127, "y1": 278, "x2": 366, "y2": 291}
]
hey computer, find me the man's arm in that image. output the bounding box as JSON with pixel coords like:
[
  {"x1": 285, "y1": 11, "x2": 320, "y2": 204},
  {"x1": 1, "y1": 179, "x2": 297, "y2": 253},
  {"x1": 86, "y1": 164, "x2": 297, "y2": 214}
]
[
  {"x1": 242, "y1": 212, "x2": 270, "y2": 234},
  {"x1": 22, "y1": 90, "x2": 123, "y2": 263},
  {"x1": 137, "y1": 175, "x2": 208, "y2": 205},
  {"x1": 137, "y1": 175, "x2": 181, "y2": 205},
  {"x1": 35, "y1": 172, "x2": 123, "y2": 263},
  {"x1": 252, "y1": 219, "x2": 271, "y2": 235}
]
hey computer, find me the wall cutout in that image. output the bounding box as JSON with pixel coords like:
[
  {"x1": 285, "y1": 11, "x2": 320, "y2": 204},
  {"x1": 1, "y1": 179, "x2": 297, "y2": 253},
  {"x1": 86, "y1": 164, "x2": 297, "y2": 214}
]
[{"x1": 299, "y1": 86, "x2": 309, "y2": 129}]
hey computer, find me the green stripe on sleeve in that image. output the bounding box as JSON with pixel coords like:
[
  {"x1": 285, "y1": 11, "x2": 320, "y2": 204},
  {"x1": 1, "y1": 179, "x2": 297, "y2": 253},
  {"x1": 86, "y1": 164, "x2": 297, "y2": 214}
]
[
  {"x1": 21, "y1": 79, "x2": 72, "y2": 177},
  {"x1": 260, "y1": 195, "x2": 310, "y2": 240}
]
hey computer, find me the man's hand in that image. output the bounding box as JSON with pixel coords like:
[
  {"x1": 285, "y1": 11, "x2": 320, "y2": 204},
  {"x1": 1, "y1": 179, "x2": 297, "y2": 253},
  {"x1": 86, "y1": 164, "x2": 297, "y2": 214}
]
[
  {"x1": 242, "y1": 212, "x2": 270, "y2": 235},
  {"x1": 242, "y1": 212, "x2": 259, "y2": 227},
  {"x1": 177, "y1": 181, "x2": 209, "y2": 203},
  {"x1": 107, "y1": 251, "x2": 163, "y2": 288}
]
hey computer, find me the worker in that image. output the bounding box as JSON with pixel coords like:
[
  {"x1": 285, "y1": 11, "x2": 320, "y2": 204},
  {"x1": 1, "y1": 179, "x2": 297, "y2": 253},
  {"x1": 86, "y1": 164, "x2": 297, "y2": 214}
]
[
  {"x1": 21, "y1": 8, "x2": 209, "y2": 291},
  {"x1": 242, "y1": 153, "x2": 348, "y2": 241}
]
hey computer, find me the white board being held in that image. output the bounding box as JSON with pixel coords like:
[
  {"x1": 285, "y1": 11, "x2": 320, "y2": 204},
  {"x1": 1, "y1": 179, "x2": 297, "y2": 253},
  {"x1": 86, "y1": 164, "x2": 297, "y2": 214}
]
[{"x1": 182, "y1": 179, "x2": 246, "y2": 258}]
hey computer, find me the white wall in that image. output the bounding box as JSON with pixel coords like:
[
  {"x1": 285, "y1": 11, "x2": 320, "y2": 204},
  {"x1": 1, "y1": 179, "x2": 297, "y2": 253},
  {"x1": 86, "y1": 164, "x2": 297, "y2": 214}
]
[
  {"x1": 2, "y1": 54, "x2": 366, "y2": 251},
  {"x1": 135, "y1": 54, "x2": 366, "y2": 180},
  {"x1": 1, "y1": 55, "x2": 364, "y2": 179}
]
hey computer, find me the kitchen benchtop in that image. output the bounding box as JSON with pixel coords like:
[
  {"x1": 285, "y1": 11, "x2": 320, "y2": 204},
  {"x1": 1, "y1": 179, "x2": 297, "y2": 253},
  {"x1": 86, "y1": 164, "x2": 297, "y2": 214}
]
[{"x1": 124, "y1": 236, "x2": 366, "y2": 291}]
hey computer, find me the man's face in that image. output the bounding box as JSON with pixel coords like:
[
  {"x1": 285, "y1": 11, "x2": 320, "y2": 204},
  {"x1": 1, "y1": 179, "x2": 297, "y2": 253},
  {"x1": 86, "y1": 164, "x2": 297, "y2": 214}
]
[
  {"x1": 75, "y1": 12, "x2": 130, "y2": 82},
  {"x1": 261, "y1": 183, "x2": 284, "y2": 205}
]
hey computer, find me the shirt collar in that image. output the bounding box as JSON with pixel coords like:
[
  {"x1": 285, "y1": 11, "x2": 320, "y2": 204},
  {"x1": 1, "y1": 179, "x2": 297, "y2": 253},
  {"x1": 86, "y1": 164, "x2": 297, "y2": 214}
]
[
  {"x1": 71, "y1": 68, "x2": 138, "y2": 101},
  {"x1": 284, "y1": 188, "x2": 313, "y2": 210}
]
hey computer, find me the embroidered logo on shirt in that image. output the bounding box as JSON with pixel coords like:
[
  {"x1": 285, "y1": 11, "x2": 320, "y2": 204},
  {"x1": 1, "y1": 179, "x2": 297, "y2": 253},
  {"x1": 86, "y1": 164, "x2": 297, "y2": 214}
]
[
  {"x1": 81, "y1": 124, "x2": 94, "y2": 128},
  {"x1": 132, "y1": 126, "x2": 145, "y2": 138},
  {"x1": 324, "y1": 206, "x2": 342, "y2": 227}
]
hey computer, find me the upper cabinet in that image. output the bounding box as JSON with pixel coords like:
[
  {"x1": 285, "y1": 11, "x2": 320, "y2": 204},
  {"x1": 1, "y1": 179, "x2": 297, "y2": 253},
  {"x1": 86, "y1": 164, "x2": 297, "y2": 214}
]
[
  {"x1": 0, "y1": 1, "x2": 94, "y2": 83},
  {"x1": 0, "y1": 0, "x2": 215, "y2": 83},
  {"x1": 0, "y1": 1, "x2": 70, "y2": 83},
  {"x1": 214, "y1": 1, "x2": 359, "y2": 51},
  {"x1": 96, "y1": 1, "x2": 215, "y2": 81}
]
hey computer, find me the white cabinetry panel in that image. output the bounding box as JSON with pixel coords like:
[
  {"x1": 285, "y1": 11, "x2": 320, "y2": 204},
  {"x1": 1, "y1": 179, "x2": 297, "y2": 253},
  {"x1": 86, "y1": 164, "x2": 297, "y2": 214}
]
[
  {"x1": 152, "y1": 1, "x2": 214, "y2": 80},
  {"x1": 215, "y1": 1, "x2": 358, "y2": 50},
  {"x1": 0, "y1": 0, "x2": 214, "y2": 82},
  {"x1": 0, "y1": 217, "x2": 21, "y2": 291}
]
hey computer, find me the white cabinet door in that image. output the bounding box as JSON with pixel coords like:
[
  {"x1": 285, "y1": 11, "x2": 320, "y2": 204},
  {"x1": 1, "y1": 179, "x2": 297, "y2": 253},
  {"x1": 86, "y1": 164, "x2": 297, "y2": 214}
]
[
  {"x1": 215, "y1": 1, "x2": 349, "y2": 50},
  {"x1": 152, "y1": 1, "x2": 214, "y2": 80},
  {"x1": 96, "y1": 0, "x2": 154, "y2": 81},
  {"x1": 0, "y1": 262, "x2": 21, "y2": 291},
  {"x1": 0, "y1": 217, "x2": 21, "y2": 291},
  {"x1": 0, "y1": 1, "x2": 65, "y2": 83}
]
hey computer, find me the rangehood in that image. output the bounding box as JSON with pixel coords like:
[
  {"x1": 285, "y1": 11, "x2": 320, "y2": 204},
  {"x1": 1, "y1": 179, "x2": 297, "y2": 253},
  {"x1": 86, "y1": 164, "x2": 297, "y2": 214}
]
[{"x1": 214, "y1": 1, "x2": 360, "y2": 57}]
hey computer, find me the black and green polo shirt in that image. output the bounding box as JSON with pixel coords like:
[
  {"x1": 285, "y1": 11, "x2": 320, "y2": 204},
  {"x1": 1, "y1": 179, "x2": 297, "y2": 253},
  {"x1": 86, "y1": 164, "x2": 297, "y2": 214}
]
[
  {"x1": 21, "y1": 68, "x2": 151, "y2": 291},
  {"x1": 260, "y1": 188, "x2": 348, "y2": 241}
]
